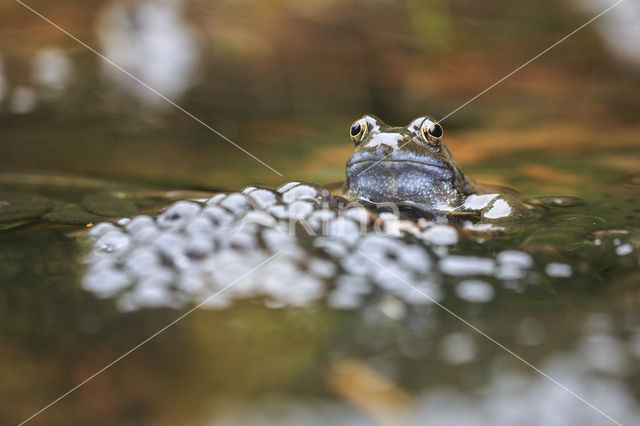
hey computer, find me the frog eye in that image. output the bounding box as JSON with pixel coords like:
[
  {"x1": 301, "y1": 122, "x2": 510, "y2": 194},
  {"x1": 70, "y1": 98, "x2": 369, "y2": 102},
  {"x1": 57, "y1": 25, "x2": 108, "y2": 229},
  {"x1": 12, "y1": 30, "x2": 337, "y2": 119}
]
[
  {"x1": 420, "y1": 119, "x2": 443, "y2": 145},
  {"x1": 349, "y1": 119, "x2": 368, "y2": 144}
]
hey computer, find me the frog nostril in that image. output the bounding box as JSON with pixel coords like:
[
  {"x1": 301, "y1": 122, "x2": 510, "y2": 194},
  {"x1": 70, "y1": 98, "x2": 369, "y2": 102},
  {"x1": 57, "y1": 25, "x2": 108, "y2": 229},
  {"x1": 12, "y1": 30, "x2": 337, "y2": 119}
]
[{"x1": 380, "y1": 144, "x2": 394, "y2": 157}]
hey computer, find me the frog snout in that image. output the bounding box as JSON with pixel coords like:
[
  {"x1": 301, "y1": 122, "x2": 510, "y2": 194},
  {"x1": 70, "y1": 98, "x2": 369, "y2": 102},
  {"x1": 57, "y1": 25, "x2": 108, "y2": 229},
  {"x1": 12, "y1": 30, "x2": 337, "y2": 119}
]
[{"x1": 378, "y1": 144, "x2": 395, "y2": 157}]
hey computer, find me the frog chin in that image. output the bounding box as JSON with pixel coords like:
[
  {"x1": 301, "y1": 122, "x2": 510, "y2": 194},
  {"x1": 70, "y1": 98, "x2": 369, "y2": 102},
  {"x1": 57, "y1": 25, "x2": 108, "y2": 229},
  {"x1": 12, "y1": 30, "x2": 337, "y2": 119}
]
[{"x1": 345, "y1": 159, "x2": 464, "y2": 209}]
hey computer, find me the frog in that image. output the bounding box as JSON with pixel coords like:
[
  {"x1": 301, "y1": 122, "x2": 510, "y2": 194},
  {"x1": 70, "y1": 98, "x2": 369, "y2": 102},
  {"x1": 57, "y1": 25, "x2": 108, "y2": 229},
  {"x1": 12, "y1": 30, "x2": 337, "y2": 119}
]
[{"x1": 343, "y1": 115, "x2": 538, "y2": 223}]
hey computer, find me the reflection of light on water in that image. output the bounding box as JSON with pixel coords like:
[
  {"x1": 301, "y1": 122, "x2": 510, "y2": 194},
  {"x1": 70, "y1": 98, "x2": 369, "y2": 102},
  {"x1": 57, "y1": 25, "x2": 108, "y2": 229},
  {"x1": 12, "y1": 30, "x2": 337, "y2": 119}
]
[
  {"x1": 96, "y1": 0, "x2": 200, "y2": 106},
  {"x1": 574, "y1": 0, "x2": 640, "y2": 67},
  {"x1": 206, "y1": 330, "x2": 640, "y2": 425},
  {"x1": 32, "y1": 48, "x2": 73, "y2": 95}
]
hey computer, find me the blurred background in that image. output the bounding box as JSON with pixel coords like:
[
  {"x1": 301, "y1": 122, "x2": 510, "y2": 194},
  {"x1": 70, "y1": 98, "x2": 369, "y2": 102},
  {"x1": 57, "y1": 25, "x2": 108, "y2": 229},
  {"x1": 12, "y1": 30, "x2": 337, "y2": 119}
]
[
  {"x1": 1, "y1": 0, "x2": 638, "y2": 189},
  {"x1": 2, "y1": 1, "x2": 640, "y2": 425}
]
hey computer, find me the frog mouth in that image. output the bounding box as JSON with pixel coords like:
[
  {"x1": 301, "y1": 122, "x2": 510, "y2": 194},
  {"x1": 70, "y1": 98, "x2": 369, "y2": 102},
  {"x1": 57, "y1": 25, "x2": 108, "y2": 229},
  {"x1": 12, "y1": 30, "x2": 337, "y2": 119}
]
[
  {"x1": 347, "y1": 158, "x2": 451, "y2": 172},
  {"x1": 346, "y1": 152, "x2": 454, "y2": 175}
]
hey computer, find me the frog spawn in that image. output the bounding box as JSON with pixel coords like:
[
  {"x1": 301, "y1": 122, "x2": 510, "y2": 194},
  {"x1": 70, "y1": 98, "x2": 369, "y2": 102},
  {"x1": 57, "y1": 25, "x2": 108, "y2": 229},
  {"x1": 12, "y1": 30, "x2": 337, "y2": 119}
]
[{"x1": 84, "y1": 182, "x2": 558, "y2": 312}]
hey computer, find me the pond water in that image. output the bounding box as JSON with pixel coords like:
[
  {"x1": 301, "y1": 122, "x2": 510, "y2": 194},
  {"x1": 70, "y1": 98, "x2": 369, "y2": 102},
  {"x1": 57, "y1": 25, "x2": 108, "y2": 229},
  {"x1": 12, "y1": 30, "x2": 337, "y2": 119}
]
[{"x1": 1, "y1": 1, "x2": 640, "y2": 425}]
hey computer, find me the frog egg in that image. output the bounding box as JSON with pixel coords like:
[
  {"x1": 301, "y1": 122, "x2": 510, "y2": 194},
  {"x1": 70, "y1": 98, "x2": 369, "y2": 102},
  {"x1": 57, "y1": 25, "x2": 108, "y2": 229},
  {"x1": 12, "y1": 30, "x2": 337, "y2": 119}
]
[
  {"x1": 125, "y1": 215, "x2": 155, "y2": 234},
  {"x1": 95, "y1": 229, "x2": 130, "y2": 254},
  {"x1": 335, "y1": 274, "x2": 371, "y2": 296},
  {"x1": 307, "y1": 258, "x2": 337, "y2": 279},
  {"x1": 184, "y1": 216, "x2": 217, "y2": 238},
  {"x1": 88, "y1": 222, "x2": 119, "y2": 241},
  {"x1": 83, "y1": 262, "x2": 131, "y2": 298},
  {"x1": 259, "y1": 258, "x2": 326, "y2": 308},
  {"x1": 124, "y1": 247, "x2": 162, "y2": 278},
  {"x1": 245, "y1": 188, "x2": 279, "y2": 209},
  {"x1": 157, "y1": 201, "x2": 201, "y2": 229},
  {"x1": 129, "y1": 274, "x2": 177, "y2": 309},
  {"x1": 313, "y1": 237, "x2": 349, "y2": 258},
  {"x1": 178, "y1": 269, "x2": 208, "y2": 296},
  {"x1": 326, "y1": 217, "x2": 361, "y2": 246},
  {"x1": 328, "y1": 287, "x2": 363, "y2": 310},
  {"x1": 239, "y1": 210, "x2": 278, "y2": 229},
  {"x1": 276, "y1": 181, "x2": 300, "y2": 193},
  {"x1": 287, "y1": 200, "x2": 314, "y2": 220},
  {"x1": 117, "y1": 218, "x2": 131, "y2": 226},
  {"x1": 153, "y1": 231, "x2": 189, "y2": 269},
  {"x1": 124, "y1": 215, "x2": 160, "y2": 244},
  {"x1": 219, "y1": 193, "x2": 251, "y2": 215},
  {"x1": 227, "y1": 230, "x2": 259, "y2": 251},
  {"x1": 205, "y1": 193, "x2": 227, "y2": 205},
  {"x1": 281, "y1": 184, "x2": 319, "y2": 203},
  {"x1": 282, "y1": 274, "x2": 325, "y2": 307},
  {"x1": 204, "y1": 250, "x2": 260, "y2": 294},
  {"x1": 202, "y1": 205, "x2": 234, "y2": 227},
  {"x1": 185, "y1": 237, "x2": 216, "y2": 260},
  {"x1": 267, "y1": 204, "x2": 289, "y2": 219},
  {"x1": 343, "y1": 206, "x2": 372, "y2": 226},
  {"x1": 341, "y1": 251, "x2": 373, "y2": 276},
  {"x1": 308, "y1": 209, "x2": 336, "y2": 233}
]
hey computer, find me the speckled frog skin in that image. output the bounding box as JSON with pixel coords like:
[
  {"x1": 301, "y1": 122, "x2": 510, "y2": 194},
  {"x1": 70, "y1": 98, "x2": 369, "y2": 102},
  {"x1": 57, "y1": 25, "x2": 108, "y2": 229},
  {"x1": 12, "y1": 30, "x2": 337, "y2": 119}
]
[{"x1": 344, "y1": 115, "x2": 535, "y2": 221}]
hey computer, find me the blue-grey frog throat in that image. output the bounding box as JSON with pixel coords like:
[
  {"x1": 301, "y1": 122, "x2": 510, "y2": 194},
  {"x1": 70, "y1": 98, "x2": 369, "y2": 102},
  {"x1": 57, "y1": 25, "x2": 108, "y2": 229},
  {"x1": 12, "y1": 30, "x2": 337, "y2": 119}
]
[{"x1": 344, "y1": 115, "x2": 474, "y2": 212}]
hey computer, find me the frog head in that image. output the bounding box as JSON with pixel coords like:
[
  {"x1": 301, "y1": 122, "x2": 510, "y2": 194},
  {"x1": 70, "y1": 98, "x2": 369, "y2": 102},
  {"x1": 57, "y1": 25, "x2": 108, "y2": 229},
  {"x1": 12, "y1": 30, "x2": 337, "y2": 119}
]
[{"x1": 344, "y1": 115, "x2": 472, "y2": 211}]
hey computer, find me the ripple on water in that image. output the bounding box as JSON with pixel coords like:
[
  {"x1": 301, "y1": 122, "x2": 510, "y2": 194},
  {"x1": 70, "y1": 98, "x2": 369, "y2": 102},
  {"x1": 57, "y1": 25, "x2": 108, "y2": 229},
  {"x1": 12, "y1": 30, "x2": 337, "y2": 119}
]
[{"x1": 537, "y1": 195, "x2": 585, "y2": 208}]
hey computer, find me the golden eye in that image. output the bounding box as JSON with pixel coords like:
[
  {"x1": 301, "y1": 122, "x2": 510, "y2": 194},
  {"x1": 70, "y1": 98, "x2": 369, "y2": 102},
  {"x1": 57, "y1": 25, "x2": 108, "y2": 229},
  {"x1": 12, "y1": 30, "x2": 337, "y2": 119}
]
[
  {"x1": 420, "y1": 119, "x2": 443, "y2": 145},
  {"x1": 349, "y1": 119, "x2": 368, "y2": 143}
]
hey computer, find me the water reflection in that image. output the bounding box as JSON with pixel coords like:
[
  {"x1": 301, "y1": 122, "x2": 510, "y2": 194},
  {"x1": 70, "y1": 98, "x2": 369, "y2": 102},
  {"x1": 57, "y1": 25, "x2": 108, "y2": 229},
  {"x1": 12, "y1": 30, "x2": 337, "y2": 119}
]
[
  {"x1": 204, "y1": 326, "x2": 640, "y2": 425},
  {"x1": 96, "y1": 0, "x2": 200, "y2": 106}
]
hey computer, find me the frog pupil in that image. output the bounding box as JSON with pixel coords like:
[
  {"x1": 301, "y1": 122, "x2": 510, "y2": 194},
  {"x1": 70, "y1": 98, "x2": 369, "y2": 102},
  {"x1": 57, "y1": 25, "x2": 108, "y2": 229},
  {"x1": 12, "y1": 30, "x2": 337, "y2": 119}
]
[
  {"x1": 351, "y1": 122, "x2": 362, "y2": 137},
  {"x1": 429, "y1": 123, "x2": 443, "y2": 138}
]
